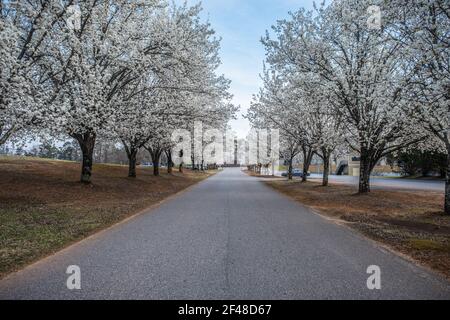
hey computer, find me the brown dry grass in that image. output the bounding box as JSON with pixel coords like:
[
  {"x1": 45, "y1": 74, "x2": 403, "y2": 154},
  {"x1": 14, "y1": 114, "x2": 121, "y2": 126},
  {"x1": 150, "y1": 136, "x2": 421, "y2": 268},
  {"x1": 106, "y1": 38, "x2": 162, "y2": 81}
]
[
  {"x1": 266, "y1": 179, "x2": 450, "y2": 279},
  {"x1": 0, "y1": 156, "x2": 213, "y2": 278}
]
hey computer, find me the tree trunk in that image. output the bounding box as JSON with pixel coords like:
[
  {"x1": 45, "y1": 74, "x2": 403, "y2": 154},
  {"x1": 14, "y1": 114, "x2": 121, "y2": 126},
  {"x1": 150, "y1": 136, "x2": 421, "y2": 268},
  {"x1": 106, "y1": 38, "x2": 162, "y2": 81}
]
[
  {"x1": 104, "y1": 143, "x2": 109, "y2": 164},
  {"x1": 359, "y1": 153, "x2": 372, "y2": 193},
  {"x1": 97, "y1": 142, "x2": 103, "y2": 164},
  {"x1": 122, "y1": 141, "x2": 139, "y2": 178},
  {"x1": 148, "y1": 148, "x2": 162, "y2": 176},
  {"x1": 73, "y1": 132, "x2": 96, "y2": 184},
  {"x1": 179, "y1": 163, "x2": 183, "y2": 173},
  {"x1": 127, "y1": 149, "x2": 138, "y2": 178},
  {"x1": 302, "y1": 147, "x2": 314, "y2": 182},
  {"x1": 0, "y1": 125, "x2": 16, "y2": 146},
  {"x1": 445, "y1": 147, "x2": 450, "y2": 214},
  {"x1": 165, "y1": 149, "x2": 174, "y2": 174},
  {"x1": 153, "y1": 160, "x2": 160, "y2": 176},
  {"x1": 288, "y1": 157, "x2": 293, "y2": 180},
  {"x1": 322, "y1": 153, "x2": 330, "y2": 187}
]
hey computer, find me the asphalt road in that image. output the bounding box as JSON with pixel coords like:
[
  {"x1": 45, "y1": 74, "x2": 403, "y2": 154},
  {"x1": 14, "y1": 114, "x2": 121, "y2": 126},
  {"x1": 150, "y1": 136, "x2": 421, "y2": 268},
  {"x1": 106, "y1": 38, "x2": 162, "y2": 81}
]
[
  {"x1": 308, "y1": 174, "x2": 444, "y2": 192},
  {"x1": 1, "y1": 168, "x2": 449, "y2": 300}
]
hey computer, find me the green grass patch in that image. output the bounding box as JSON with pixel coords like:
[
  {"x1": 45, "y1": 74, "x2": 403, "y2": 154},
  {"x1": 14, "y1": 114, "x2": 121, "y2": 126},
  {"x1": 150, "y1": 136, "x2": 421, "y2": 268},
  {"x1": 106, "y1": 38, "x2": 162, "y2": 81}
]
[{"x1": 408, "y1": 239, "x2": 450, "y2": 252}]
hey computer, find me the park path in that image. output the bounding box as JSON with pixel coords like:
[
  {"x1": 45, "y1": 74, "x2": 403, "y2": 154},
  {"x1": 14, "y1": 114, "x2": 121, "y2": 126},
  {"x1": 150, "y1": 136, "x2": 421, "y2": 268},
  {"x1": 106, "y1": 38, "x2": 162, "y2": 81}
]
[{"x1": 1, "y1": 168, "x2": 449, "y2": 299}]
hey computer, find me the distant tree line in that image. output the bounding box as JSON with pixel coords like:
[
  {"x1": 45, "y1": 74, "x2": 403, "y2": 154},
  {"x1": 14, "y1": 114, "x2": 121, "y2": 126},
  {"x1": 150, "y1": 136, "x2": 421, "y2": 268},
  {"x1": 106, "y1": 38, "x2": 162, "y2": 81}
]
[{"x1": 2, "y1": 138, "x2": 174, "y2": 167}]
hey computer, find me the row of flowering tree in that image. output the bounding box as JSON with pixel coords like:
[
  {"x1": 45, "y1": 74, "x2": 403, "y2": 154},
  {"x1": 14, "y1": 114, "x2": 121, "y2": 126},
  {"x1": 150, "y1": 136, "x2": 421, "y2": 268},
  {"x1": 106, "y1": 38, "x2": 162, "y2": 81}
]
[
  {"x1": 247, "y1": 0, "x2": 450, "y2": 214},
  {"x1": 0, "y1": 0, "x2": 236, "y2": 183}
]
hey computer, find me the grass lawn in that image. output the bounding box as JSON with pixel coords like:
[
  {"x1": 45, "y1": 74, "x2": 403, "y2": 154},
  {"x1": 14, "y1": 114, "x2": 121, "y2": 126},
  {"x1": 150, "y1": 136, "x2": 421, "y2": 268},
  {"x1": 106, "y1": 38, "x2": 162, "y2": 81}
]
[
  {"x1": 0, "y1": 156, "x2": 213, "y2": 278},
  {"x1": 265, "y1": 179, "x2": 450, "y2": 279}
]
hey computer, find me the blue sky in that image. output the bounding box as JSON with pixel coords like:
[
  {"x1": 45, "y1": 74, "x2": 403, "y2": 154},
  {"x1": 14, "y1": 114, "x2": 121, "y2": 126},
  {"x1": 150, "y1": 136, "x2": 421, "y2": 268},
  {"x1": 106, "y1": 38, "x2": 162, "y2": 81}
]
[{"x1": 180, "y1": 0, "x2": 315, "y2": 137}]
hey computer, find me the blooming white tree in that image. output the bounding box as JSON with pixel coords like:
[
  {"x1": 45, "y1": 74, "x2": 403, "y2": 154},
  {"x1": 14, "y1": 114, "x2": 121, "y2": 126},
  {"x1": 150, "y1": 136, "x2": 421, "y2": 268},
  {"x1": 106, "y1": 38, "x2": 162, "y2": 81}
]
[
  {"x1": 112, "y1": 3, "x2": 236, "y2": 177},
  {"x1": 25, "y1": 0, "x2": 231, "y2": 183},
  {"x1": 0, "y1": 0, "x2": 74, "y2": 145},
  {"x1": 248, "y1": 71, "x2": 307, "y2": 180},
  {"x1": 298, "y1": 79, "x2": 344, "y2": 186},
  {"x1": 249, "y1": 67, "x2": 343, "y2": 185},
  {"x1": 261, "y1": 0, "x2": 425, "y2": 193},
  {"x1": 393, "y1": 0, "x2": 450, "y2": 213},
  {"x1": 36, "y1": 0, "x2": 167, "y2": 183}
]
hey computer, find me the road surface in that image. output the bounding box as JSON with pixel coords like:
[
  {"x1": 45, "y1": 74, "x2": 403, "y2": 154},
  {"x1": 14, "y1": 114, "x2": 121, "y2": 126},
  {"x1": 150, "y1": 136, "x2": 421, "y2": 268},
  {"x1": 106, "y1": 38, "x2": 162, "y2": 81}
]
[
  {"x1": 0, "y1": 168, "x2": 449, "y2": 299},
  {"x1": 307, "y1": 174, "x2": 444, "y2": 192}
]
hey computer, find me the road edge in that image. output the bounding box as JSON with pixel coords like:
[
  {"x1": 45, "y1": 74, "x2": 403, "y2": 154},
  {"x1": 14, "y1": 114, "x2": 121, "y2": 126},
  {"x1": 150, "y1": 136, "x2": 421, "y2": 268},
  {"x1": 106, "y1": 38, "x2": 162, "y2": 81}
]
[
  {"x1": 257, "y1": 178, "x2": 450, "y2": 284},
  {"x1": 0, "y1": 171, "x2": 217, "y2": 282}
]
